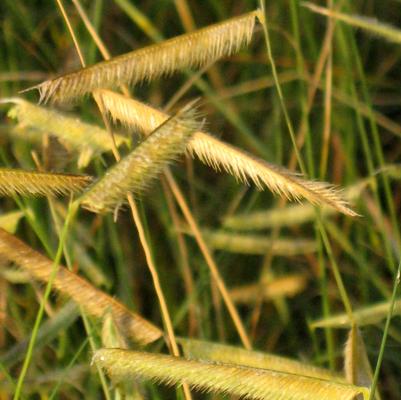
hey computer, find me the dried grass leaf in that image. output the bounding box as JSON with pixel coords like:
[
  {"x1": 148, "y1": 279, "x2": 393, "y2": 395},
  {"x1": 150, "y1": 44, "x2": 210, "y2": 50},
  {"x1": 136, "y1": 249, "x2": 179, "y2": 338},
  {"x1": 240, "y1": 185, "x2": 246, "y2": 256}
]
[
  {"x1": 0, "y1": 228, "x2": 162, "y2": 344},
  {"x1": 178, "y1": 338, "x2": 342, "y2": 382},
  {"x1": 311, "y1": 299, "x2": 401, "y2": 329},
  {"x1": 0, "y1": 168, "x2": 92, "y2": 197},
  {"x1": 200, "y1": 229, "x2": 317, "y2": 255},
  {"x1": 6, "y1": 98, "x2": 128, "y2": 167},
  {"x1": 94, "y1": 89, "x2": 356, "y2": 216},
  {"x1": 344, "y1": 326, "x2": 375, "y2": 391},
  {"x1": 93, "y1": 348, "x2": 370, "y2": 400},
  {"x1": 27, "y1": 11, "x2": 259, "y2": 104},
  {"x1": 79, "y1": 101, "x2": 200, "y2": 213}
]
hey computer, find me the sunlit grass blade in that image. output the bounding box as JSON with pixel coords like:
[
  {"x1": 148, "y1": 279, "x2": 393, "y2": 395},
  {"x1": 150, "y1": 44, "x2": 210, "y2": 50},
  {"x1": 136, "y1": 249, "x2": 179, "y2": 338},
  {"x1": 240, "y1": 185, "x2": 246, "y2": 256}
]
[
  {"x1": 79, "y1": 101, "x2": 201, "y2": 213},
  {"x1": 178, "y1": 337, "x2": 342, "y2": 381},
  {"x1": 0, "y1": 168, "x2": 92, "y2": 197},
  {"x1": 0, "y1": 228, "x2": 162, "y2": 344},
  {"x1": 4, "y1": 98, "x2": 128, "y2": 168},
  {"x1": 311, "y1": 299, "x2": 401, "y2": 329},
  {"x1": 93, "y1": 348, "x2": 370, "y2": 400},
  {"x1": 94, "y1": 89, "x2": 356, "y2": 216},
  {"x1": 26, "y1": 10, "x2": 260, "y2": 104},
  {"x1": 196, "y1": 229, "x2": 317, "y2": 255},
  {"x1": 229, "y1": 275, "x2": 308, "y2": 303},
  {"x1": 303, "y1": 2, "x2": 401, "y2": 44}
]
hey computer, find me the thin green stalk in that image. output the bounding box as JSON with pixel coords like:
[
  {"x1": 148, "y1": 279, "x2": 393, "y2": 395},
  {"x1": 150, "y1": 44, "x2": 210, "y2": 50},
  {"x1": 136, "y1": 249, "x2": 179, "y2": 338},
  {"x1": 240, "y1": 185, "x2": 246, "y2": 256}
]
[
  {"x1": 259, "y1": 0, "x2": 354, "y2": 323},
  {"x1": 369, "y1": 258, "x2": 401, "y2": 399},
  {"x1": 316, "y1": 216, "x2": 354, "y2": 322},
  {"x1": 289, "y1": 0, "x2": 315, "y2": 177},
  {"x1": 13, "y1": 200, "x2": 79, "y2": 400},
  {"x1": 258, "y1": 0, "x2": 306, "y2": 173},
  {"x1": 335, "y1": 12, "x2": 395, "y2": 271},
  {"x1": 315, "y1": 223, "x2": 335, "y2": 370},
  {"x1": 48, "y1": 337, "x2": 89, "y2": 400}
]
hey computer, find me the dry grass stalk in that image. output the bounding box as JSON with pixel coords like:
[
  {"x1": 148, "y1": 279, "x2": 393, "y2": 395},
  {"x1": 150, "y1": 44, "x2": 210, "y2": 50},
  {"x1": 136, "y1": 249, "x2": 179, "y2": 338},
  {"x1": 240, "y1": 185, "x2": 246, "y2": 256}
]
[
  {"x1": 79, "y1": 101, "x2": 200, "y2": 213},
  {"x1": 6, "y1": 98, "x2": 127, "y2": 168},
  {"x1": 0, "y1": 228, "x2": 162, "y2": 344},
  {"x1": 95, "y1": 89, "x2": 356, "y2": 216},
  {"x1": 178, "y1": 337, "x2": 344, "y2": 382},
  {"x1": 200, "y1": 230, "x2": 317, "y2": 255},
  {"x1": 311, "y1": 298, "x2": 401, "y2": 329},
  {"x1": 27, "y1": 11, "x2": 260, "y2": 104},
  {"x1": 0, "y1": 168, "x2": 92, "y2": 197},
  {"x1": 93, "y1": 348, "x2": 370, "y2": 400},
  {"x1": 229, "y1": 274, "x2": 308, "y2": 303}
]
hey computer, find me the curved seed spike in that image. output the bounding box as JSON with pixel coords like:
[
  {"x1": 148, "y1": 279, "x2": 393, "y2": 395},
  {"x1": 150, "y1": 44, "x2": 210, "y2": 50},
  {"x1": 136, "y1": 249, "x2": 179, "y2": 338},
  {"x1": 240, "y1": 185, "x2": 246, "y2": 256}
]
[
  {"x1": 95, "y1": 89, "x2": 357, "y2": 216},
  {"x1": 93, "y1": 348, "x2": 370, "y2": 400},
  {"x1": 0, "y1": 228, "x2": 162, "y2": 344},
  {"x1": 193, "y1": 229, "x2": 317, "y2": 256},
  {"x1": 25, "y1": 11, "x2": 259, "y2": 104},
  {"x1": 0, "y1": 168, "x2": 92, "y2": 197},
  {"x1": 311, "y1": 299, "x2": 401, "y2": 329},
  {"x1": 6, "y1": 99, "x2": 128, "y2": 167},
  {"x1": 79, "y1": 101, "x2": 201, "y2": 213}
]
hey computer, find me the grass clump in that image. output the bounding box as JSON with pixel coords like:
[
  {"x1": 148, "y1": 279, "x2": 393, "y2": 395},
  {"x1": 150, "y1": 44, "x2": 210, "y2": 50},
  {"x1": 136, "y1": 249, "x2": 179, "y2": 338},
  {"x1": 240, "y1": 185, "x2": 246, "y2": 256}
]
[{"x1": 0, "y1": 1, "x2": 400, "y2": 399}]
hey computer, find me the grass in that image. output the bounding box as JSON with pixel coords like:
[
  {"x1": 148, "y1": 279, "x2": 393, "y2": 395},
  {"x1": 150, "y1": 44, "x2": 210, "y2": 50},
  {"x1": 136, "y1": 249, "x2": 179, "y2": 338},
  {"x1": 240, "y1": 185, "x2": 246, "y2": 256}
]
[{"x1": 0, "y1": 0, "x2": 400, "y2": 399}]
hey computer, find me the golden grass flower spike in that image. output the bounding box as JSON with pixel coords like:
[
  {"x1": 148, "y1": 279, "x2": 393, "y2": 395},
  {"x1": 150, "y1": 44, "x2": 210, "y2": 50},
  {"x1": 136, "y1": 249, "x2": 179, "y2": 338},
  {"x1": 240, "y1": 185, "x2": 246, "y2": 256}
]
[
  {"x1": 93, "y1": 348, "x2": 370, "y2": 400},
  {"x1": 79, "y1": 101, "x2": 201, "y2": 213},
  {"x1": 0, "y1": 168, "x2": 92, "y2": 197},
  {"x1": 95, "y1": 89, "x2": 357, "y2": 216},
  {"x1": 311, "y1": 298, "x2": 401, "y2": 329},
  {"x1": 200, "y1": 229, "x2": 317, "y2": 255},
  {"x1": 27, "y1": 10, "x2": 260, "y2": 104},
  {"x1": 5, "y1": 98, "x2": 128, "y2": 168},
  {"x1": 0, "y1": 228, "x2": 162, "y2": 344}
]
